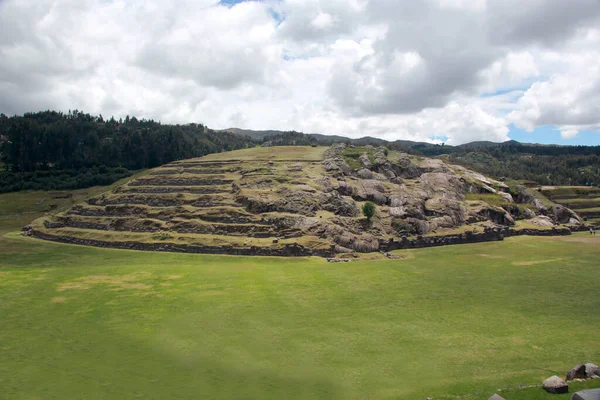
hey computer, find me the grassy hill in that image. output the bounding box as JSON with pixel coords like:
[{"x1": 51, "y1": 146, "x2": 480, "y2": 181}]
[{"x1": 27, "y1": 144, "x2": 588, "y2": 257}]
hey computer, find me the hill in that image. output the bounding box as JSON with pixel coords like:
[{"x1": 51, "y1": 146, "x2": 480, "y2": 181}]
[{"x1": 28, "y1": 144, "x2": 585, "y2": 257}]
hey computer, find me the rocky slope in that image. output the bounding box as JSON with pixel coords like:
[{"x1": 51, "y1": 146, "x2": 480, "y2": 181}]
[{"x1": 28, "y1": 145, "x2": 583, "y2": 256}]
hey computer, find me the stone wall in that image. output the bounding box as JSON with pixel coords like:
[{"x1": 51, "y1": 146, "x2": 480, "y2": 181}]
[
  {"x1": 380, "y1": 226, "x2": 575, "y2": 252},
  {"x1": 380, "y1": 228, "x2": 505, "y2": 252},
  {"x1": 29, "y1": 224, "x2": 581, "y2": 258},
  {"x1": 30, "y1": 228, "x2": 333, "y2": 258}
]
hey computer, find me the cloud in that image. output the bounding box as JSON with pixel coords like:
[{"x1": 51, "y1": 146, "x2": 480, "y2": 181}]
[
  {"x1": 0, "y1": 0, "x2": 599, "y2": 145},
  {"x1": 508, "y1": 47, "x2": 600, "y2": 135},
  {"x1": 561, "y1": 129, "x2": 579, "y2": 139}
]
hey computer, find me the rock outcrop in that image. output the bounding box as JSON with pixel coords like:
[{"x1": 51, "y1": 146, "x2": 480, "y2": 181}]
[
  {"x1": 567, "y1": 364, "x2": 588, "y2": 381},
  {"x1": 29, "y1": 144, "x2": 584, "y2": 257}
]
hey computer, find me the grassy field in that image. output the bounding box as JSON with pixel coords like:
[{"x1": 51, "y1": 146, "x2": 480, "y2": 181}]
[
  {"x1": 1, "y1": 189, "x2": 600, "y2": 399},
  {"x1": 196, "y1": 146, "x2": 328, "y2": 161}
]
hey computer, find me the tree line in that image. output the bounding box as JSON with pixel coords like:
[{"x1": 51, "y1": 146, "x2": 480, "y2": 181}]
[
  {"x1": 2, "y1": 110, "x2": 599, "y2": 192},
  {"x1": 0, "y1": 110, "x2": 256, "y2": 192}
]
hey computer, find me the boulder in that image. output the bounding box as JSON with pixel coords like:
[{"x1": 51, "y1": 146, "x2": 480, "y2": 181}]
[
  {"x1": 522, "y1": 207, "x2": 536, "y2": 219},
  {"x1": 424, "y1": 197, "x2": 466, "y2": 226},
  {"x1": 534, "y1": 198, "x2": 548, "y2": 213},
  {"x1": 476, "y1": 205, "x2": 515, "y2": 226},
  {"x1": 336, "y1": 181, "x2": 354, "y2": 197},
  {"x1": 322, "y1": 157, "x2": 352, "y2": 176},
  {"x1": 319, "y1": 192, "x2": 360, "y2": 217},
  {"x1": 552, "y1": 204, "x2": 581, "y2": 224},
  {"x1": 358, "y1": 180, "x2": 388, "y2": 205},
  {"x1": 335, "y1": 234, "x2": 379, "y2": 253},
  {"x1": 488, "y1": 395, "x2": 505, "y2": 400},
  {"x1": 567, "y1": 364, "x2": 587, "y2": 381},
  {"x1": 389, "y1": 195, "x2": 407, "y2": 207},
  {"x1": 357, "y1": 168, "x2": 374, "y2": 179},
  {"x1": 571, "y1": 389, "x2": 600, "y2": 400},
  {"x1": 500, "y1": 192, "x2": 514, "y2": 203},
  {"x1": 585, "y1": 363, "x2": 599, "y2": 378},
  {"x1": 512, "y1": 185, "x2": 535, "y2": 204},
  {"x1": 389, "y1": 207, "x2": 407, "y2": 217},
  {"x1": 374, "y1": 152, "x2": 403, "y2": 181},
  {"x1": 367, "y1": 192, "x2": 388, "y2": 205},
  {"x1": 392, "y1": 218, "x2": 429, "y2": 235},
  {"x1": 421, "y1": 172, "x2": 465, "y2": 199},
  {"x1": 429, "y1": 215, "x2": 455, "y2": 230},
  {"x1": 382, "y1": 169, "x2": 396, "y2": 179},
  {"x1": 359, "y1": 153, "x2": 372, "y2": 169},
  {"x1": 530, "y1": 216, "x2": 555, "y2": 227},
  {"x1": 543, "y1": 375, "x2": 568, "y2": 394},
  {"x1": 395, "y1": 154, "x2": 421, "y2": 178}
]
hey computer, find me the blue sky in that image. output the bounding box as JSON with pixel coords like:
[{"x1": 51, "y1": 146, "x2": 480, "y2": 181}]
[
  {"x1": 220, "y1": 0, "x2": 255, "y2": 5},
  {"x1": 508, "y1": 126, "x2": 600, "y2": 146}
]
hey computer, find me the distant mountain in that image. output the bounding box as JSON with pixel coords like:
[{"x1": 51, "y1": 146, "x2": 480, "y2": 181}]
[
  {"x1": 219, "y1": 127, "x2": 600, "y2": 186},
  {"x1": 220, "y1": 128, "x2": 392, "y2": 146},
  {"x1": 218, "y1": 128, "x2": 284, "y2": 140}
]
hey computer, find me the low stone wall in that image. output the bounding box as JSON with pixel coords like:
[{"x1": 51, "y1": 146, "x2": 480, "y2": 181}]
[
  {"x1": 30, "y1": 229, "x2": 331, "y2": 257},
  {"x1": 379, "y1": 226, "x2": 574, "y2": 252},
  {"x1": 29, "y1": 224, "x2": 580, "y2": 258},
  {"x1": 380, "y1": 228, "x2": 505, "y2": 252},
  {"x1": 505, "y1": 227, "x2": 572, "y2": 237}
]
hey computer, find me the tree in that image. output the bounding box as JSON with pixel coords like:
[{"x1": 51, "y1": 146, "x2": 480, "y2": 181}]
[{"x1": 362, "y1": 201, "x2": 376, "y2": 220}]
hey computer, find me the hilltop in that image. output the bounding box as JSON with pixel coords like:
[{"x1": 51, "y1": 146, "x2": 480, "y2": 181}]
[{"x1": 28, "y1": 144, "x2": 584, "y2": 257}]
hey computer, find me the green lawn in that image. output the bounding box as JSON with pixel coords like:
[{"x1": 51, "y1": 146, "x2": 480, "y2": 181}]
[
  {"x1": 197, "y1": 146, "x2": 328, "y2": 161},
  {"x1": 1, "y1": 191, "x2": 600, "y2": 399}
]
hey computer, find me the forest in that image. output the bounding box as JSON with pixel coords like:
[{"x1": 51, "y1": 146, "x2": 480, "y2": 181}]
[
  {"x1": 1, "y1": 111, "x2": 599, "y2": 192},
  {"x1": 411, "y1": 141, "x2": 600, "y2": 186},
  {"x1": 0, "y1": 111, "x2": 255, "y2": 192}
]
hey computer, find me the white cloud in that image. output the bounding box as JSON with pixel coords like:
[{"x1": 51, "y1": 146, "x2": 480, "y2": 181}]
[
  {"x1": 561, "y1": 129, "x2": 579, "y2": 139},
  {"x1": 1, "y1": 0, "x2": 600, "y2": 145},
  {"x1": 508, "y1": 50, "x2": 600, "y2": 134}
]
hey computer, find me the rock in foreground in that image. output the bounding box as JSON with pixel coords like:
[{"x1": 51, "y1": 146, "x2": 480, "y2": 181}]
[
  {"x1": 571, "y1": 389, "x2": 600, "y2": 400},
  {"x1": 543, "y1": 375, "x2": 569, "y2": 394}
]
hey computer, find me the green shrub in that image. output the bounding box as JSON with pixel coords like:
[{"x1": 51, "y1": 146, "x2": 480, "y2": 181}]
[{"x1": 362, "y1": 202, "x2": 376, "y2": 220}]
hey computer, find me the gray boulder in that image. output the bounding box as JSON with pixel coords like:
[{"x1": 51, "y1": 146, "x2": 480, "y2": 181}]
[
  {"x1": 553, "y1": 204, "x2": 580, "y2": 224},
  {"x1": 567, "y1": 364, "x2": 587, "y2": 381},
  {"x1": 571, "y1": 389, "x2": 600, "y2": 400},
  {"x1": 585, "y1": 363, "x2": 599, "y2": 378},
  {"x1": 489, "y1": 395, "x2": 505, "y2": 400},
  {"x1": 500, "y1": 192, "x2": 514, "y2": 203},
  {"x1": 522, "y1": 207, "x2": 536, "y2": 219},
  {"x1": 322, "y1": 156, "x2": 352, "y2": 177},
  {"x1": 357, "y1": 168, "x2": 374, "y2": 179},
  {"x1": 424, "y1": 197, "x2": 466, "y2": 226},
  {"x1": 359, "y1": 153, "x2": 372, "y2": 169},
  {"x1": 543, "y1": 375, "x2": 568, "y2": 394},
  {"x1": 512, "y1": 184, "x2": 534, "y2": 203},
  {"x1": 319, "y1": 193, "x2": 360, "y2": 217},
  {"x1": 395, "y1": 154, "x2": 421, "y2": 179},
  {"x1": 534, "y1": 198, "x2": 548, "y2": 213},
  {"x1": 336, "y1": 181, "x2": 354, "y2": 197}
]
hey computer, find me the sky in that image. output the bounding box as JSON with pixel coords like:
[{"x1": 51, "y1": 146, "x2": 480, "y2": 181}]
[{"x1": 1, "y1": 0, "x2": 600, "y2": 145}]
